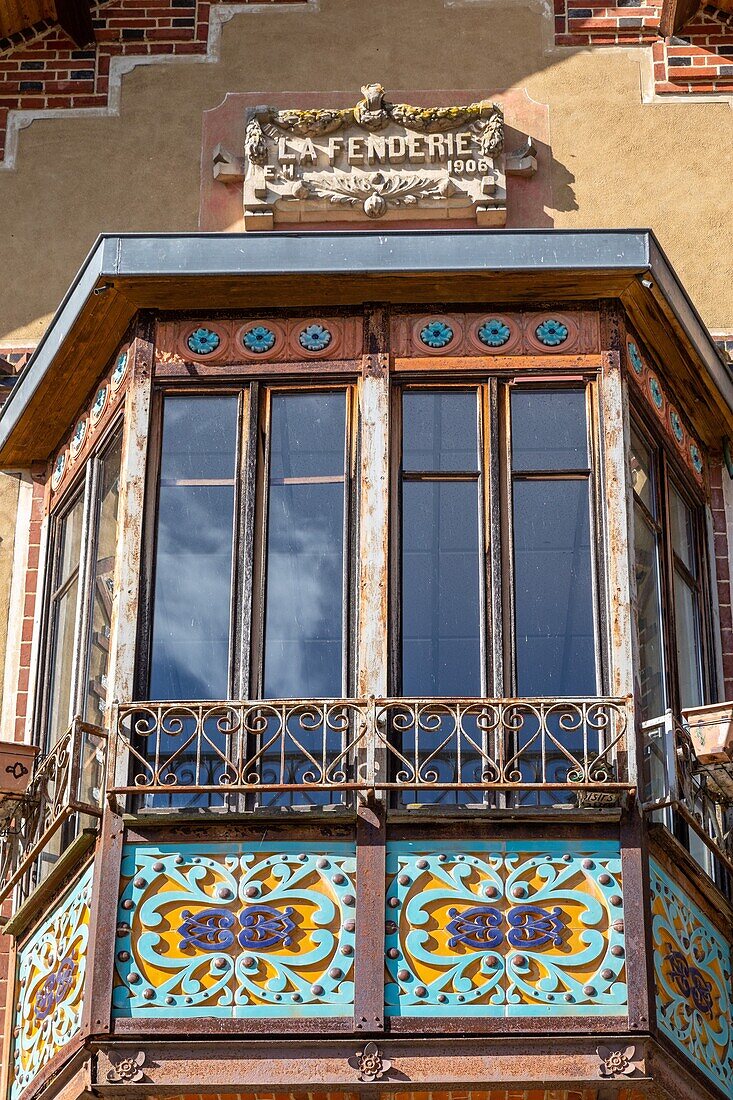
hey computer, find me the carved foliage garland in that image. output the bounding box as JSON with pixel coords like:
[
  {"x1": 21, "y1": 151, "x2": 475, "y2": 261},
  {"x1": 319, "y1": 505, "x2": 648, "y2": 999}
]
[
  {"x1": 650, "y1": 859, "x2": 733, "y2": 1093},
  {"x1": 113, "y1": 842, "x2": 356, "y2": 1017},
  {"x1": 12, "y1": 864, "x2": 93, "y2": 1100},
  {"x1": 385, "y1": 841, "x2": 627, "y2": 1017}
]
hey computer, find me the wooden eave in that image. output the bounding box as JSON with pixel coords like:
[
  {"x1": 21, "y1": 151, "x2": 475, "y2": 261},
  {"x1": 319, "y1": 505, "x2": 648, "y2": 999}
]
[
  {"x1": 1, "y1": 229, "x2": 730, "y2": 468},
  {"x1": 0, "y1": 0, "x2": 94, "y2": 45}
]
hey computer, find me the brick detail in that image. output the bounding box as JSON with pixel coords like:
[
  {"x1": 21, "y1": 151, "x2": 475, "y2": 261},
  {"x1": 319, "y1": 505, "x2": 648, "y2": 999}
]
[
  {"x1": 554, "y1": 0, "x2": 733, "y2": 96},
  {"x1": 0, "y1": 0, "x2": 306, "y2": 164}
]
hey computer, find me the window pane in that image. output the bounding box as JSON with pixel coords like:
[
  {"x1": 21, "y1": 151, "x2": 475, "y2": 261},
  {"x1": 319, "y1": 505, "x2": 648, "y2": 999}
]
[
  {"x1": 402, "y1": 480, "x2": 481, "y2": 696},
  {"x1": 84, "y1": 432, "x2": 122, "y2": 726},
  {"x1": 513, "y1": 479, "x2": 596, "y2": 695},
  {"x1": 669, "y1": 483, "x2": 696, "y2": 575},
  {"x1": 511, "y1": 388, "x2": 588, "y2": 472},
  {"x1": 634, "y1": 504, "x2": 666, "y2": 720},
  {"x1": 674, "y1": 570, "x2": 704, "y2": 709},
  {"x1": 149, "y1": 396, "x2": 237, "y2": 700},
  {"x1": 402, "y1": 391, "x2": 478, "y2": 472},
  {"x1": 46, "y1": 496, "x2": 84, "y2": 744},
  {"x1": 47, "y1": 576, "x2": 79, "y2": 744},
  {"x1": 263, "y1": 393, "x2": 346, "y2": 698},
  {"x1": 630, "y1": 429, "x2": 655, "y2": 515}
]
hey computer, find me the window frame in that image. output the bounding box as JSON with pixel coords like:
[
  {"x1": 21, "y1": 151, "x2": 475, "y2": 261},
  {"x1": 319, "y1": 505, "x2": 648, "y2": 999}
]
[
  {"x1": 37, "y1": 417, "x2": 124, "y2": 750},
  {"x1": 630, "y1": 404, "x2": 714, "y2": 719},
  {"x1": 389, "y1": 371, "x2": 607, "y2": 700}
]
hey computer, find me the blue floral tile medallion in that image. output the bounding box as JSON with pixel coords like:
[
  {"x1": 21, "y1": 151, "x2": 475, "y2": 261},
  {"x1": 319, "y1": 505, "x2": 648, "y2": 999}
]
[
  {"x1": 535, "y1": 319, "x2": 568, "y2": 347},
  {"x1": 51, "y1": 452, "x2": 66, "y2": 491},
  {"x1": 648, "y1": 375, "x2": 664, "y2": 412},
  {"x1": 627, "y1": 340, "x2": 644, "y2": 375},
  {"x1": 690, "y1": 444, "x2": 703, "y2": 476},
  {"x1": 243, "y1": 325, "x2": 276, "y2": 354},
  {"x1": 186, "y1": 327, "x2": 220, "y2": 356},
  {"x1": 669, "y1": 408, "x2": 684, "y2": 447},
  {"x1": 420, "y1": 319, "x2": 454, "y2": 349},
  {"x1": 70, "y1": 419, "x2": 87, "y2": 458},
  {"x1": 90, "y1": 385, "x2": 108, "y2": 426},
  {"x1": 111, "y1": 350, "x2": 128, "y2": 393},
  {"x1": 478, "y1": 318, "x2": 511, "y2": 348},
  {"x1": 299, "y1": 324, "x2": 332, "y2": 353}
]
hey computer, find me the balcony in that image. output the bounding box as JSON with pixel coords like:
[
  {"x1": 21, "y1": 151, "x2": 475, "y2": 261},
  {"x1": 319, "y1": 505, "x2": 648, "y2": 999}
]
[
  {"x1": 0, "y1": 718, "x2": 106, "y2": 909},
  {"x1": 109, "y1": 695, "x2": 633, "y2": 812}
]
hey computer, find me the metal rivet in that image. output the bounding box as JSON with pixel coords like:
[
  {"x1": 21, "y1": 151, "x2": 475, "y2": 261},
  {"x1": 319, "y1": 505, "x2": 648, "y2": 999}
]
[
  {"x1": 484, "y1": 885, "x2": 499, "y2": 898},
  {"x1": 332, "y1": 873, "x2": 346, "y2": 885},
  {"x1": 438, "y1": 854, "x2": 448, "y2": 862},
  {"x1": 243, "y1": 956, "x2": 256, "y2": 969},
  {"x1": 174, "y1": 855, "x2": 184, "y2": 865},
  {"x1": 511, "y1": 885, "x2": 526, "y2": 898},
  {"x1": 397, "y1": 969, "x2": 410, "y2": 982},
  {"x1": 317, "y1": 858, "x2": 329, "y2": 869},
  {"x1": 116, "y1": 923, "x2": 130, "y2": 936},
  {"x1": 612, "y1": 919, "x2": 624, "y2": 933},
  {"x1": 133, "y1": 877, "x2": 146, "y2": 889},
  {"x1": 329, "y1": 967, "x2": 343, "y2": 980},
  {"x1": 245, "y1": 885, "x2": 258, "y2": 898},
  {"x1": 165, "y1": 995, "x2": 175, "y2": 1005},
  {"x1": 385, "y1": 921, "x2": 397, "y2": 935},
  {"x1": 398, "y1": 874, "x2": 411, "y2": 886},
  {"x1": 562, "y1": 854, "x2": 572, "y2": 862},
  {"x1": 583, "y1": 984, "x2": 596, "y2": 997},
  {"x1": 212, "y1": 957, "x2": 228, "y2": 971},
  {"x1": 152, "y1": 861, "x2": 164, "y2": 873},
  {"x1": 611, "y1": 945, "x2": 625, "y2": 957},
  {"x1": 128, "y1": 972, "x2": 140, "y2": 984},
  {"x1": 457, "y1": 994, "x2": 465, "y2": 1002},
  {"x1": 601, "y1": 968, "x2": 614, "y2": 980},
  {"x1": 343, "y1": 894, "x2": 355, "y2": 906},
  {"x1": 564, "y1": 993, "x2": 574, "y2": 1002},
  {"x1": 437, "y1": 993, "x2": 448, "y2": 1003},
  {"x1": 582, "y1": 859, "x2": 594, "y2": 870},
  {"x1": 415, "y1": 986, "x2": 428, "y2": 998},
  {"x1": 598, "y1": 873, "x2": 611, "y2": 886},
  {"x1": 299, "y1": 853, "x2": 308, "y2": 861},
  {"x1": 513, "y1": 955, "x2": 526, "y2": 968},
  {"x1": 311, "y1": 984, "x2": 324, "y2": 996},
  {"x1": 457, "y1": 855, "x2": 466, "y2": 862},
  {"x1": 121, "y1": 899, "x2": 134, "y2": 910},
  {"x1": 486, "y1": 955, "x2": 499, "y2": 968},
  {"x1": 217, "y1": 886, "x2": 233, "y2": 900},
  {"x1": 184, "y1": 996, "x2": 193, "y2": 1004},
  {"x1": 143, "y1": 988, "x2": 155, "y2": 1000},
  {"x1": 609, "y1": 894, "x2": 622, "y2": 907},
  {"x1": 275, "y1": 994, "x2": 282, "y2": 1002},
  {"x1": 388, "y1": 897, "x2": 399, "y2": 908},
  {"x1": 341, "y1": 944, "x2": 353, "y2": 956},
  {"x1": 387, "y1": 948, "x2": 400, "y2": 960},
  {"x1": 344, "y1": 918, "x2": 356, "y2": 933},
  {"x1": 117, "y1": 951, "x2": 130, "y2": 963},
  {"x1": 292, "y1": 993, "x2": 302, "y2": 1003},
  {"x1": 416, "y1": 858, "x2": 429, "y2": 869}
]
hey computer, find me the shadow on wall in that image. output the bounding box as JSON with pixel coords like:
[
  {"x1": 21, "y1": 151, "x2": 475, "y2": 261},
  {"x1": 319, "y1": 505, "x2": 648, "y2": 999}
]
[{"x1": 0, "y1": 0, "x2": 627, "y2": 343}]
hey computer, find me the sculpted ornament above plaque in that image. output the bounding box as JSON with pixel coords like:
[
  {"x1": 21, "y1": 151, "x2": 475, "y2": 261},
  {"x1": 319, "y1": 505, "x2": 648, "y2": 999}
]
[{"x1": 212, "y1": 84, "x2": 537, "y2": 230}]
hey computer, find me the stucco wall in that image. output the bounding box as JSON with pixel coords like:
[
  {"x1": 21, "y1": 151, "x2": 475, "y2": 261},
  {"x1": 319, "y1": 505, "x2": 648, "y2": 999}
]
[{"x1": 0, "y1": 0, "x2": 731, "y2": 345}]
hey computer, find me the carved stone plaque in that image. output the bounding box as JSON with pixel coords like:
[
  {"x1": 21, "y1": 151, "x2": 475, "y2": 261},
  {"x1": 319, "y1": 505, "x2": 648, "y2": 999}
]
[{"x1": 212, "y1": 84, "x2": 536, "y2": 230}]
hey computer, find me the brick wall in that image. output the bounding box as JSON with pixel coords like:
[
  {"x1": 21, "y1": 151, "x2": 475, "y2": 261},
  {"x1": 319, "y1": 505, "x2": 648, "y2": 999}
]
[
  {"x1": 14, "y1": 476, "x2": 44, "y2": 742},
  {"x1": 554, "y1": 0, "x2": 733, "y2": 95},
  {"x1": 710, "y1": 461, "x2": 733, "y2": 699},
  {"x1": 0, "y1": 0, "x2": 305, "y2": 164}
]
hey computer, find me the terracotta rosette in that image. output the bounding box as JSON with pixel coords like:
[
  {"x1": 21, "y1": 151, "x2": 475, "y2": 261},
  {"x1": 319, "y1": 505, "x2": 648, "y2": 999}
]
[
  {"x1": 626, "y1": 336, "x2": 646, "y2": 382},
  {"x1": 466, "y1": 315, "x2": 521, "y2": 355},
  {"x1": 411, "y1": 315, "x2": 463, "y2": 356},
  {"x1": 646, "y1": 372, "x2": 666, "y2": 422},
  {"x1": 176, "y1": 322, "x2": 230, "y2": 364},
  {"x1": 668, "y1": 406, "x2": 686, "y2": 453},
  {"x1": 523, "y1": 312, "x2": 579, "y2": 354},
  {"x1": 235, "y1": 319, "x2": 287, "y2": 362},
  {"x1": 69, "y1": 418, "x2": 88, "y2": 461},
  {"x1": 289, "y1": 318, "x2": 343, "y2": 359}
]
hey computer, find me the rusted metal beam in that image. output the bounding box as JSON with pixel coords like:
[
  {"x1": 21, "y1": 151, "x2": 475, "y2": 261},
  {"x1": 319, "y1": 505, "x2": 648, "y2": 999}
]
[{"x1": 353, "y1": 800, "x2": 386, "y2": 1034}]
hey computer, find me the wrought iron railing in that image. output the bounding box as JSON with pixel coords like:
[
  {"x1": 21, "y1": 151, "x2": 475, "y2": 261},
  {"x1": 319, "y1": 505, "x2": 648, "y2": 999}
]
[
  {"x1": 0, "y1": 718, "x2": 106, "y2": 906},
  {"x1": 109, "y1": 696, "x2": 632, "y2": 810},
  {"x1": 642, "y1": 710, "x2": 733, "y2": 881}
]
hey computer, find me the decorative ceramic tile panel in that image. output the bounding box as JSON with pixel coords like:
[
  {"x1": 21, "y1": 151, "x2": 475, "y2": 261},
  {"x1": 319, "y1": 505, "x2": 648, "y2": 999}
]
[
  {"x1": 11, "y1": 863, "x2": 93, "y2": 1100},
  {"x1": 625, "y1": 333, "x2": 704, "y2": 485},
  {"x1": 391, "y1": 310, "x2": 600, "y2": 358},
  {"x1": 113, "y1": 842, "x2": 356, "y2": 1018},
  {"x1": 155, "y1": 316, "x2": 362, "y2": 367},
  {"x1": 650, "y1": 858, "x2": 733, "y2": 1095},
  {"x1": 385, "y1": 841, "x2": 626, "y2": 1017}
]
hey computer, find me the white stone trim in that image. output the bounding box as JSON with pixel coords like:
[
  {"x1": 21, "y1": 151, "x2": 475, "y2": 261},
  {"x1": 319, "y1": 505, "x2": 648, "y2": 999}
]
[{"x1": 0, "y1": 0, "x2": 318, "y2": 171}]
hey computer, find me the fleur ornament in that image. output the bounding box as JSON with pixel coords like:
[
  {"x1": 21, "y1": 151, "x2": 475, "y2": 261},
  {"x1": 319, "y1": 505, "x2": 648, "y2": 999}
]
[
  {"x1": 597, "y1": 1043, "x2": 641, "y2": 1079},
  {"x1": 299, "y1": 324, "x2": 332, "y2": 352},
  {"x1": 478, "y1": 318, "x2": 510, "y2": 347},
  {"x1": 106, "y1": 1050, "x2": 147, "y2": 1084},
  {"x1": 535, "y1": 318, "x2": 568, "y2": 346},
  {"x1": 186, "y1": 327, "x2": 220, "y2": 355},
  {"x1": 349, "y1": 1041, "x2": 391, "y2": 1082},
  {"x1": 243, "y1": 325, "x2": 276, "y2": 354},
  {"x1": 420, "y1": 319, "x2": 454, "y2": 348}
]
